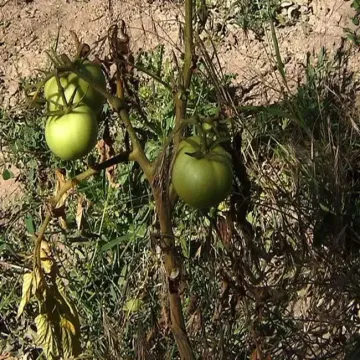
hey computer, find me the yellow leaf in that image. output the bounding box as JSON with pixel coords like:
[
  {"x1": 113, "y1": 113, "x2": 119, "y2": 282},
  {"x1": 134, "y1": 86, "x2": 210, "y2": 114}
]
[
  {"x1": 61, "y1": 320, "x2": 73, "y2": 359},
  {"x1": 35, "y1": 313, "x2": 58, "y2": 359},
  {"x1": 17, "y1": 272, "x2": 33, "y2": 318},
  {"x1": 60, "y1": 316, "x2": 81, "y2": 357},
  {"x1": 40, "y1": 240, "x2": 53, "y2": 274},
  {"x1": 32, "y1": 267, "x2": 42, "y2": 295},
  {"x1": 60, "y1": 317, "x2": 76, "y2": 336},
  {"x1": 54, "y1": 169, "x2": 68, "y2": 206},
  {"x1": 54, "y1": 169, "x2": 69, "y2": 230},
  {"x1": 123, "y1": 298, "x2": 143, "y2": 313},
  {"x1": 217, "y1": 201, "x2": 229, "y2": 212}
]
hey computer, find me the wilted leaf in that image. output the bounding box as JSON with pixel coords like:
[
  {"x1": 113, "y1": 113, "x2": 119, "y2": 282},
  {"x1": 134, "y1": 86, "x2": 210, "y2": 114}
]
[
  {"x1": 96, "y1": 132, "x2": 118, "y2": 188},
  {"x1": 56, "y1": 279, "x2": 80, "y2": 320},
  {"x1": 35, "y1": 313, "x2": 58, "y2": 359},
  {"x1": 32, "y1": 266, "x2": 43, "y2": 295},
  {"x1": 60, "y1": 317, "x2": 76, "y2": 335},
  {"x1": 123, "y1": 298, "x2": 143, "y2": 313},
  {"x1": 54, "y1": 169, "x2": 69, "y2": 230},
  {"x1": 40, "y1": 241, "x2": 53, "y2": 274},
  {"x1": 17, "y1": 272, "x2": 33, "y2": 318},
  {"x1": 61, "y1": 318, "x2": 73, "y2": 359},
  {"x1": 76, "y1": 195, "x2": 85, "y2": 231},
  {"x1": 60, "y1": 316, "x2": 81, "y2": 359}
]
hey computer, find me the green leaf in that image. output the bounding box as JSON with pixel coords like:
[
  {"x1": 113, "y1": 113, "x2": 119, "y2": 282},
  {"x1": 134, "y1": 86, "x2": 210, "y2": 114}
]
[
  {"x1": 238, "y1": 105, "x2": 295, "y2": 119},
  {"x1": 17, "y1": 272, "x2": 33, "y2": 318},
  {"x1": 123, "y1": 298, "x2": 143, "y2": 313},
  {"x1": 352, "y1": 0, "x2": 360, "y2": 10},
  {"x1": 25, "y1": 214, "x2": 35, "y2": 234},
  {"x1": 101, "y1": 234, "x2": 130, "y2": 252},
  {"x1": 2, "y1": 168, "x2": 13, "y2": 180}
]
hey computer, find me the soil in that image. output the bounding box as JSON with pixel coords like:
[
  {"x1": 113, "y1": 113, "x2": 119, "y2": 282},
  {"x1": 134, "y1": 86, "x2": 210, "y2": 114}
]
[{"x1": 0, "y1": 0, "x2": 358, "y2": 108}]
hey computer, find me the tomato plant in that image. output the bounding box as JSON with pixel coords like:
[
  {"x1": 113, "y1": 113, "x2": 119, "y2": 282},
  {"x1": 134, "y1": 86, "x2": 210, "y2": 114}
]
[
  {"x1": 171, "y1": 136, "x2": 233, "y2": 209},
  {"x1": 45, "y1": 105, "x2": 98, "y2": 160}
]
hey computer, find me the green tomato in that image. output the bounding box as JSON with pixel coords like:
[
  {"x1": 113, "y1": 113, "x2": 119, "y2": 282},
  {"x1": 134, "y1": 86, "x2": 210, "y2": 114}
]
[
  {"x1": 171, "y1": 136, "x2": 233, "y2": 209},
  {"x1": 45, "y1": 105, "x2": 98, "y2": 160},
  {"x1": 44, "y1": 76, "x2": 83, "y2": 112},
  {"x1": 44, "y1": 75, "x2": 65, "y2": 100},
  {"x1": 67, "y1": 60, "x2": 106, "y2": 113},
  {"x1": 44, "y1": 60, "x2": 106, "y2": 113}
]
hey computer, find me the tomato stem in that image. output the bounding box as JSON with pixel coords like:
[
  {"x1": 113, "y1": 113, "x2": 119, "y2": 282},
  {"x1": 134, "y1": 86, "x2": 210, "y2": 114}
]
[
  {"x1": 54, "y1": 70, "x2": 69, "y2": 110},
  {"x1": 196, "y1": 119, "x2": 209, "y2": 154}
]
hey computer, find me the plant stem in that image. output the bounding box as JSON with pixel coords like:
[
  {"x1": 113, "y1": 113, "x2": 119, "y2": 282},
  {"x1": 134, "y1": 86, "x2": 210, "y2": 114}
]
[
  {"x1": 54, "y1": 71, "x2": 69, "y2": 109},
  {"x1": 174, "y1": 0, "x2": 195, "y2": 147},
  {"x1": 197, "y1": 122, "x2": 208, "y2": 153},
  {"x1": 152, "y1": 187, "x2": 195, "y2": 360},
  {"x1": 183, "y1": 0, "x2": 194, "y2": 90},
  {"x1": 152, "y1": 0, "x2": 196, "y2": 358}
]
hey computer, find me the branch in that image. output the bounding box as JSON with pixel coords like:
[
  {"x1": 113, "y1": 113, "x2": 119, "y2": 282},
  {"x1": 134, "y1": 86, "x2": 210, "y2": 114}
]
[
  {"x1": 183, "y1": 0, "x2": 194, "y2": 90},
  {"x1": 151, "y1": 1, "x2": 196, "y2": 358},
  {"x1": 173, "y1": 0, "x2": 195, "y2": 145},
  {"x1": 171, "y1": 0, "x2": 195, "y2": 206}
]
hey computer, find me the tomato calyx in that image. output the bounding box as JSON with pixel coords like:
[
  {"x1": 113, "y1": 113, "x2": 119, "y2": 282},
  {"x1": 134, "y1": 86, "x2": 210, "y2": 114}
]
[{"x1": 184, "y1": 150, "x2": 205, "y2": 159}]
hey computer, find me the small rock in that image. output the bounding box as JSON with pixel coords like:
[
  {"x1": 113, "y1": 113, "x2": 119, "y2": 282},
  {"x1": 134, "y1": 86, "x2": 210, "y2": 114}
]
[{"x1": 281, "y1": 1, "x2": 294, "y2": 7}]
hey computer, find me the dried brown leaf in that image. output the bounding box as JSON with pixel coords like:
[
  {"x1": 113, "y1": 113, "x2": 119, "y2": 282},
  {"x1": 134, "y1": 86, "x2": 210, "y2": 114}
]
[
  {"x1": 76, "y1": 195, "x2": 85, "y2": 231},
  {"x1": 96, "y1": 135, "x2": 118, "y2": 188},
  {"x1": 40, "y1": 240, "x2": 54, "y2": 274}
]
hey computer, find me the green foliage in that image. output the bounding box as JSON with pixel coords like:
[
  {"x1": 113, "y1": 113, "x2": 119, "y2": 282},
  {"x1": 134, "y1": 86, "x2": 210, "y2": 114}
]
[
  {"x1": 234, "y1": 0, "x2": 280, "y2": 37},
  {"x1": 344, "y1": 0, "x2": 360, "y2": 44}
]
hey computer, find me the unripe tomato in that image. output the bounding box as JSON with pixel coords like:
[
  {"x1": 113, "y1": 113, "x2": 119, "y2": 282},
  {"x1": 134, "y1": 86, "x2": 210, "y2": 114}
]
[
  {"x1": 68, "y1": 60, "x2": 106, "y2": 113},
  {"x1": 172, "y1": 136, "x2": 233, "y2": 209},
  {"x1": 45, "y1": 105, "x2": 98, "y2": 160},
  {"x1": 44, "y1": 76, "x2": 83, "y2": 112},
  {"x1": 44, "y1": 60, "x2": 106, "y2": 113}
]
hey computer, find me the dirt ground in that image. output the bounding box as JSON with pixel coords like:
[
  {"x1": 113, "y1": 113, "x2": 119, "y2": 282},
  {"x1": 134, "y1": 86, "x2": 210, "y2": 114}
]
[
  {"x1": 0, "y1": 0, "x2": 358, "y2": 204},
  {"x1": 0, "y1": 0, "x2": 358, "y2": 107}
]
